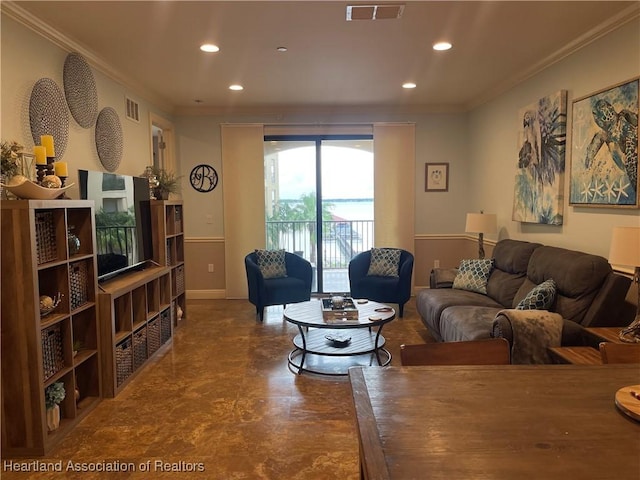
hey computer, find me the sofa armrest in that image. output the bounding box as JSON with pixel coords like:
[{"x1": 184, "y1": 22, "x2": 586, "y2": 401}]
[
  {"x1": 429, "y1": 268, "x2": 458, "y2": 289},
  {"x1": 492, "y1": 313, "x2": 587, "y2": 346}
]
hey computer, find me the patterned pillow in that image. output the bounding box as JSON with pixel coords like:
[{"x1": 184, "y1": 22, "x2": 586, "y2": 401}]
[
  {"x1": 452, "y1": 258, "x2": 495, "y2": 295},
  {"x1": 255, "y1": 249, "x2": 287, "y2": 279},
  {"x1": 516, "y1": 279, "x2": 557, "y2": 310},
  {"x1": 367, "y1": 248, "x2": 402, "y2": 277}
]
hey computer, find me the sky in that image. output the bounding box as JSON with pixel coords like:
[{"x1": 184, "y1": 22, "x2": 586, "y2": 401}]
[{"x1": 276, "y1": 146, "x2": 374, "y2": 200}]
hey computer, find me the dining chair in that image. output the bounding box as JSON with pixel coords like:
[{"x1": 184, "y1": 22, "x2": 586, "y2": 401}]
[
  {"x1": 400, "y1": 338, "x2": 511, "y2": 366},
  {"x1": 598, "y1": 342, "x2": 640, "y2": 364}
]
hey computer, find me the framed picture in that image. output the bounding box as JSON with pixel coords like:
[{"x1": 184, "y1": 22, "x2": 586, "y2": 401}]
[
  {"x1": 569, "y1": 77, "x2": 639, "y2": 208},
  {"x1": 425, "y1": 163, "x2": 449, "y2": 192},
  {"x1": 512, "y1": 90, "x2": 567, "y2": 225}
]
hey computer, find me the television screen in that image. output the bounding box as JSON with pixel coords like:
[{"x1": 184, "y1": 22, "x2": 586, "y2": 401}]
[{"x1": 79, "y1": 170, "x2": 152, "y2": 281}]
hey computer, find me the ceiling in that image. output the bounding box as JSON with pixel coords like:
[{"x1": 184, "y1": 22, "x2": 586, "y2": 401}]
[{"x1": 7, "y1": 1, "x2": 639, "y2": 114}]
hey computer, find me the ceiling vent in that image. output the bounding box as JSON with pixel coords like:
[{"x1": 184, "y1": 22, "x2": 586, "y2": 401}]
[
  {"x1": 125, "y1": 96, "x2": 140, "y2": 123},
  {"x1": 346, "y1": 4, "x2": 404, "y2": 21}
]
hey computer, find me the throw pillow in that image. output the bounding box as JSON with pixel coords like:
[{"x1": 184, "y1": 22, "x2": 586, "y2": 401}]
[
  {"x1": 255, "y1": 249, "x2": 287, "y2": 279},
  {"x1": 516, "y1": 279, "x2": 556, "y2": 310},
  {"x1": 452, "y1": 258, "x2": 495, "y2": 295},
  {"x1": 367, "y1": 248, "x2": 402, "y2": 277}
]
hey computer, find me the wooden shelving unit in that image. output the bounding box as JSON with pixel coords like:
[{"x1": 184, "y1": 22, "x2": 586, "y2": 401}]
[
  {"x1": 98, "y1": 265, "x2": 172, "y2": 398},
  {"x1": 151, "y1": 200, "x2": 186, "y2": 327},
  {"x1": 1, "y1": 200, "x2": 101, "y2": 457}
]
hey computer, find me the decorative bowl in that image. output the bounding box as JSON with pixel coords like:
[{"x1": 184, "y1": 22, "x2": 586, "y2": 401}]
[
  {"x1": 325, "y1": 333, "x2": 352, "y2": 348},
  {"x1": 40, "y1": 293, "x2": 63, "y2": 317},
  {"x1": 2, "y1": 179, "x2": 74, "y2": 200}
]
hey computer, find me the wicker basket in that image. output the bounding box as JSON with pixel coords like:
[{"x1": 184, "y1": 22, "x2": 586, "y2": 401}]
[
  {"x1": 175, "y1": 265, "x2": 185, "y2": 295},
  {"x1": 41, "y1": 323, "x2": 64, "y2": 381},
  {"x1": 69, "y1": 262, "x2": 89, "y2": 310},
  {"x1": 132, "y1": 327, "x2": 147, "y2": 370},
  {"x1": 160, "y1": 309, "x2": 172, "y2": 344},
  {"x1": 35, "y1": 211, "x2": 57, "y2": 265},
  {"x1": 115, "y1": 338, "x2": 133, "y2": 386},
  {"x1": 147, "y1": 317, "x2": 162, "y2": 355},
  {"x1": 166, "y1": 239, "x2": 172, "y2": 266}
]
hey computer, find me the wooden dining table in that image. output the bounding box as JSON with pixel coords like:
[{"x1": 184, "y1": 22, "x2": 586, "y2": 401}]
[{"x1": 349, "y1": 364, "x2": 640, "y2": 480}]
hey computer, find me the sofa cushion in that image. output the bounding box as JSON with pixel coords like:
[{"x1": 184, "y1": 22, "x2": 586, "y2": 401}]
[
  {"x1": 416, "y1": 288, "x2": 504, "y2": 342},
  {"x1": 515, "y1": 246, "x2": 612, "y2": 324},
  {"x1": 367, "y1": 247, "x2": 401, "y2": 277},
  {"x1": 439, "y1": 306, "x2": 504, "y2": 342},
  {"x1": 255, "y1": 249, "x2": 287, "y2": 279},
  {"x1": 486, "y1": 239, "x2": 541, "y2": 307},
  {"x1": 516, "y1": 279, "x2": 557, "y2": 310},
  {"x1": 452, "y1": 258, "x2": 495, "y2": 294}
]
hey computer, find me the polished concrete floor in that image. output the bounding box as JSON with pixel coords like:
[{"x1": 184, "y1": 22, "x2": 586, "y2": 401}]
[{"x1": 4, "y1": 298, "x2": 432, "y2": 480}]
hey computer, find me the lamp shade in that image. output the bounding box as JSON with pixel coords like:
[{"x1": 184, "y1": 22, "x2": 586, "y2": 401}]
[
  {"x1": 609, "y1": 226, "x2": 640, "y2": 267},
  {"x1": 465, "y1": 213, "x2": 497, "y2": 234}
]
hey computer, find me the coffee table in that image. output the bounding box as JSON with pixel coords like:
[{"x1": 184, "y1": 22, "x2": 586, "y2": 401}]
[{"x1": 283, "y1": 299, "x2": 396, "y2": 376}]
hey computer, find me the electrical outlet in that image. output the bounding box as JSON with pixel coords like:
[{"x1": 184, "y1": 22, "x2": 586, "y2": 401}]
[
  {"x1": 208, "y1": 263, "x2": 214, "y2": 273},
  {"x1": 205, "y1": 214, "x2": 213, "y2": 224},
  {"x1": 434, "y1": 260, "x2": 440, "y2": 268}
]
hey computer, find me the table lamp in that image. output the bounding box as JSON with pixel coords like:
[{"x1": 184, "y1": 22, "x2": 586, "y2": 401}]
[
  {"x1": 609, "y1": 226, "x2": 640, "y2": 343},
  {"x1": 465, "y1": 212, "x2": 497, "y2": 259}
]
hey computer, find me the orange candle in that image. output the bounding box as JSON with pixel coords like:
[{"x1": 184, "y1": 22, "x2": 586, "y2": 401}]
[
  {"x1": 40, "y1": 135, "x2": 55, "y2": 157},
  {"x1": 54, "y1": 162, "x2": 68, "y2": 177},
  {"x1": 34, "y1": 146, "x2": 47, "y2": 165}
]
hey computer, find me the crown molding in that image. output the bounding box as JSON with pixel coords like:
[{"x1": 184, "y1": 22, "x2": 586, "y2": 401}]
[{"x1": 2, "y1": 2, "x2": 175, "y2": 115}]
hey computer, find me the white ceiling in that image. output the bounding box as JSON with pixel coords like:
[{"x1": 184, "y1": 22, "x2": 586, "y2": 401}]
[{"x1": 7, "y1": 1, "x2": 639, "y2": 114}]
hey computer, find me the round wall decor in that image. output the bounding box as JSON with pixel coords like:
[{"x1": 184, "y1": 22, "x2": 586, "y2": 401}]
[
  {"x1": 190, "y1": 164, "x2": 219, "y2": 192},
  {"x1": 63, "y1": 52, "x2": 98, "y2": 129},
  {"x1": 29, "y1": 78, "x2": 69, "y2": 159},
  {"x1": 95, "y1": 107, "x2": 123, "y2": 172}
]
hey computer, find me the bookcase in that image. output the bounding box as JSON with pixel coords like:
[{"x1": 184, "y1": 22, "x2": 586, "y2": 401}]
[
  {"x1": 150, "y1": 200, "x2": 186, "y2": 326},
  {"x1": 98, "y1": 266, "x2": 172, "y2": 397},
  {"x1": 1, "y1": 200, "x2": 101, "y2": 457}
]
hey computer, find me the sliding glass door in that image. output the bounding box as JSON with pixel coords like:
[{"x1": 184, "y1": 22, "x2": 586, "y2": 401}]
[{"x1": 264, "y1": 135, "x2": 374, "y2": 293}]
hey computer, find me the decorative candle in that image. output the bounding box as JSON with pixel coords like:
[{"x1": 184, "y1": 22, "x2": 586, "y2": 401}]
[
  {"x1": 34, "y1": 146, "x2": 47, "y2": 165},
  {"x1": 54, "y1": 161, "x2": 68, "y2": 177},
  {"x1": 41, "y1": 135, "x2": 55, "y2": 157}
]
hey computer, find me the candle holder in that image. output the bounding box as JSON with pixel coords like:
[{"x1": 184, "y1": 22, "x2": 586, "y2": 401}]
[
  {"x1": 57, "y1": 176, "x2": 69, "y2": 199},
  {"x1": 46, "y1": 157, "x2": 56, "y2": 177},
  {"x1": 36, "y1": 164, "x2": 48, "y2": 185}
]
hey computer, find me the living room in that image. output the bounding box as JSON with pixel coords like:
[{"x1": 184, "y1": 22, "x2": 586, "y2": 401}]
[{"x1": 1, "y1": 1, "x2": 639, "y2": 478}]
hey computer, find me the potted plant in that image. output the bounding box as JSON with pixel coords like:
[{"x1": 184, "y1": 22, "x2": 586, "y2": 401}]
[
  {"x1": 45, "y1": 382, "x2": 65, "y2": 431},
  {"x1": 1, "y1": 140, "x2": 22, "y2": 180},
  {"x1": 151, "y1": 166, "x2": 180, "y2": 200}
]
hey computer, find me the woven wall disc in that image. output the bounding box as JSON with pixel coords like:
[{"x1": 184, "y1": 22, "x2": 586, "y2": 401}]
[
  {"x1": 29, "y1": 78, "x2": 69, "y2": 159},
  {"x1": 95, "y1": 107, "x2": 123, "y2": 172},
  {"x1": 63, "y1": 52, "x2": 98, "y2": 128}
]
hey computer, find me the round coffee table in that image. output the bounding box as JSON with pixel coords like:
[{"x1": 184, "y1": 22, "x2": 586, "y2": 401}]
[{"x1": 283, "y1": 299, "x2": 396, "y2": 375}]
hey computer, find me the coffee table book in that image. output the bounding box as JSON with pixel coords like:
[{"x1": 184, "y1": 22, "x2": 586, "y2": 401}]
[{"x1": 321, "y1": 297, "x2": 359, "y2": 321}]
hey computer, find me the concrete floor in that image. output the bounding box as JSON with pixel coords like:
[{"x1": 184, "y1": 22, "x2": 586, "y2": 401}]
[{"x1": 3, "y1": 298, "x2": 431, "y2": 480}]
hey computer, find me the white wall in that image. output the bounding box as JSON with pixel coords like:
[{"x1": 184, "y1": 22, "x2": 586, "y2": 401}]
[
  {"x1": 468, "y1": 18, "x2": 640, "y2": 258},
  {"x1": 0, "y1": 15, "x2": 172, "y2": 189}
]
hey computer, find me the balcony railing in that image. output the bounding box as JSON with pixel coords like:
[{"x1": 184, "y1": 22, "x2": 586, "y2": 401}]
[
  {"x1": 96, "y1": 225, "x2": 138, "y2": 260},
  {"x1": 266, "y1": 219, "x2": 374, "y2": 269}
]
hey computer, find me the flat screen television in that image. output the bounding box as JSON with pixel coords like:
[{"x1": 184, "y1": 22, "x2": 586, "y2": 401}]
[{"x1": 79, "y1": 170, "x2": 153, "y2": 282}]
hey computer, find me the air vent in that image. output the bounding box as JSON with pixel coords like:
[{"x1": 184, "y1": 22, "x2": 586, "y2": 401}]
[
  {"x1": 346, "y1": 4, "x2": 404, "y2": 21},
  {"x1": 125, "y1": 96, "x2": 140, "y2": 123}
]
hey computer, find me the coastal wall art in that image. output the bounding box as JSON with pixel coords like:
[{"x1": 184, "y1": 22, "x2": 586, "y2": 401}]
[
  {"x1": 569, "y1": 77, "x2": 639, "y2": 208},
  {"x1": 513, "y1": 90, "x2": 567, "y2": 224}
]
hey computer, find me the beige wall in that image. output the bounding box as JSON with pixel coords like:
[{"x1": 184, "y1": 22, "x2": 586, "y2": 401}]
[{"x1": 2, "y1": 12, "x2": 638, "y2": 299}]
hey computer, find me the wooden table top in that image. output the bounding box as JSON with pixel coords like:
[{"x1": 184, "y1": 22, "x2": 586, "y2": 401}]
[
  {"x1": 585, "y1": 326, "x2": 625, "y2": 344},
  {"x1": 349, "y1": 365, "x2": 640, "y2": 480},
  {"x1": 548, "y1": 346, "x2": 602, "y2": 365}
]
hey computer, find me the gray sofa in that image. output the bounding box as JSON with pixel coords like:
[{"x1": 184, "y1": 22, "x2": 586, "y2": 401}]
[{"x1": 416, "y1": 239, "x2": 632, "y2": 345}]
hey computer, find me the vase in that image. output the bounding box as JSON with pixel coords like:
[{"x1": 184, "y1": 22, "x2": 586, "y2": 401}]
[
  {"x1": 154, "y1": 188, "x2": 169, "y2": 200},
  {"x1": 67, "y1": 228, "x2": 81, "y2": 255},
  {"x1": 46, "y1": 404, "x2": 60, "y2": 432}
]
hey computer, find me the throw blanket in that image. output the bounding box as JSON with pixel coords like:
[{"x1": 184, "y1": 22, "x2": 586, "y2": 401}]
[{"x1": 495, "y1": 309, "x2": 563, "y2": 364}]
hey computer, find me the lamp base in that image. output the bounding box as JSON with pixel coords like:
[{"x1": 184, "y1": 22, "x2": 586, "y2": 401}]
[{"x1": 619, "y1": 315, "x2": 640, "y2": 343}]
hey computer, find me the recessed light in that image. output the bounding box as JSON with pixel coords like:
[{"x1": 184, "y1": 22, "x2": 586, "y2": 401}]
[
  {"x1": 276, "y1": 46, "x2": 288, "y2": 52},
  {"x1": 402, "y1": 83, "x2": 417, "y2": 89},
  {"x1": 229, "y1": 85, "x2": 244, "y2": 91},
  {"x1": 433, "y1": 42, "x2": 452, "y2": 51},
  {"x1": 200, "y1": 44, "x2": 220, "y2": 53}
]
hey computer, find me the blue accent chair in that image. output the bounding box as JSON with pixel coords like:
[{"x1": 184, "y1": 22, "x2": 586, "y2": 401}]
[
  {"x1": 348, "y1": 249, "x2": 414, "y2": 317},
  {"x1": 245, "y1": 251, "x2": 313, "y2": 321}
]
